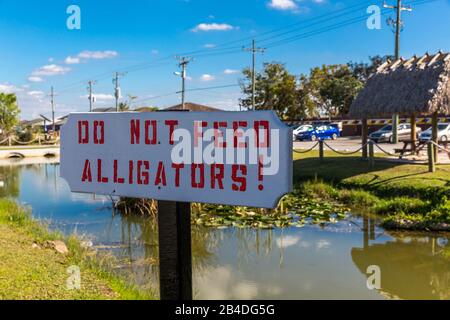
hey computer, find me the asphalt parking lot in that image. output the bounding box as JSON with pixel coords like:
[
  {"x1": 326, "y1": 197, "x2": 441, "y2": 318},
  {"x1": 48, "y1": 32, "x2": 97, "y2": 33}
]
[{"x1": 293, "y1": 137, "x2": 405, "y2": 154}]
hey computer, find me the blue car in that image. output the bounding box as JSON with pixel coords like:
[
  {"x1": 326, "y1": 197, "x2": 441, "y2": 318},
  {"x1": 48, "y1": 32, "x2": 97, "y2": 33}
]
[{"x1": 295, "y1": 125, "x2": 340, "y2": 141}]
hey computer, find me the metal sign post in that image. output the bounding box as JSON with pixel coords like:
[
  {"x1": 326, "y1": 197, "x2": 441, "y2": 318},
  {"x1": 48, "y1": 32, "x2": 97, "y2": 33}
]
[{"x1": 158, "y1": 201, "x2": 192, "y2": 300}]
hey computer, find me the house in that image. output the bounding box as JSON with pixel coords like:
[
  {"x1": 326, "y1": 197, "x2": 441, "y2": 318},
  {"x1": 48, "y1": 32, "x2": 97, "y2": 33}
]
[{"x1": 163, "y1": 102, "x2": 222, "y2": 112}]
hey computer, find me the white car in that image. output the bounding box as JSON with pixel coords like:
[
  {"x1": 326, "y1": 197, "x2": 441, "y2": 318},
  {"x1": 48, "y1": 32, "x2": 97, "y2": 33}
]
[
  {"x1": 419, "y1": 123, "x2": 450, "y2": 142},
  {"x1": 293, "y1": 125, "x2": 313, "y2": 141}
]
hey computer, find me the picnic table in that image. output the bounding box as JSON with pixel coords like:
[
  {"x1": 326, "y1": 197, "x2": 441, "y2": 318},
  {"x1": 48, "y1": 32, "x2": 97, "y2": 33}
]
[
  {"x1": 394, "y1": 139, "x2": 427, "y2": 159},
  {"x1": 395, "y1": 139, "x2": 450, "y2": 159}
]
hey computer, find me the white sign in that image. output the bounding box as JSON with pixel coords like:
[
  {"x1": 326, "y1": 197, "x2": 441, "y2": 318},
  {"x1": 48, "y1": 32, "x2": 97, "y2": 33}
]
[{"x1": 60, "y1": 111, "x2": 293, "y2": 208}]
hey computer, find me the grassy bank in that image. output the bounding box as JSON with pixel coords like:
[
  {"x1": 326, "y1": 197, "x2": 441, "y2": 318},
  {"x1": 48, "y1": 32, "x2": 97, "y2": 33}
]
[
  {"x1": 293, "y1": 151, "x2": 450, "y2": 231},
  {"x1": 0, "y1": 199, "x2": 154, "y2": 300}
]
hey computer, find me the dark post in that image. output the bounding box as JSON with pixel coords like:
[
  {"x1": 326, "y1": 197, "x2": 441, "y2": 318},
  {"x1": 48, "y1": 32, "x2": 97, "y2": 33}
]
[
  {"x1": 157, "y1": 201, "x2": 192, "y2": 300},
  {"x1": 319, "y1": 140, "x2": 324, "y2": 163},
  {"x1": 431, "y1": 112, "x2": 439, "y2": 162},
  {"x1": 410, "y1": 113, "x2": 417, "y2": 152},
  {"x1": 369, "y1": 140, "x2": 375, "y2": 168},
  {"x1": 362, "y1": 118, "x2": 369, "y2": 159},
  {"x1": 428, "y1": 141, "x2": 435, "y2": 173}
]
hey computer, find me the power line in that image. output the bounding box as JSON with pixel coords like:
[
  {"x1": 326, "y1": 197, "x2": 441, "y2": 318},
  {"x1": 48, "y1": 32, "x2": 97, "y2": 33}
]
[
  {"x1": 243, "y1": 40, "x2": 265, "y2": 111},
  {"x1": 175, "y1": 56, "x2": 194, "y2": 110},
  {"x1": 113, "y1": 72, "x2": 126, "y2": 112},
  {"x1": 87, "y1": 80, "x2": 97, "y2": 112}
]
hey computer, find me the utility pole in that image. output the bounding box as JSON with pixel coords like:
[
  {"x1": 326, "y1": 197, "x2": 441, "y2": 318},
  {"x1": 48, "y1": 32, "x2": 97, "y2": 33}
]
[
  {"x1": 87, "y1": 80, "x2": 96, "y2": 112},
  {"x1": 384, "y1": 0, "x2": 412, "y2": 143},
  {"x1": 175, "y1": 56, "x2": 193, "y2": 110},
  {"x1": 113, "y1": 72, "x2": 126, "y2": 112},
  {"x1": 49, "y1": 86, "x2": 56, "y2": 136},
  {"x1": 243, "y1": 40, "x2": 265, "y2": 111}
]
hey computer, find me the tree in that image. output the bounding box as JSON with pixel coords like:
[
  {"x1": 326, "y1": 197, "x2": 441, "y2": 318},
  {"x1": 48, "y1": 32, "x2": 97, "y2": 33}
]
[
  {"x1": 348, "y1": 55, "x2": 394, "y2": 83},
  {"x1": 300, "y1": 64, "x2": 363, "y2": 117},
  {"x1": 240, "y1": 63, "x2": 300, "y2": 119},
  {"x1": 0, "y1": 93, "x2": 20, "y2": 137}
]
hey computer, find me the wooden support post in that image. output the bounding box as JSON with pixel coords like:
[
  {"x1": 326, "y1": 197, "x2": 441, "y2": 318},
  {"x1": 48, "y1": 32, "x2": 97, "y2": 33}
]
[
  {"x1": 428, "y1": 141, "x2": 435, "y2": 173},
  {"x1": 319, "y1": 140, "x2": 324, "y2": 163},
  {"x1": 157, "y1": 201, "x2": 192, "y2": 301},
  {"x1": 369, "y1": 140, "x2": 375, "y2": 168},
  {"x1": 431, "y1": 112, "x2": 439, "y2": 162},
  {"x1": 410, "y1": 113, "x2": 417, "y2": 152},
  {"x1": 8, "y1": 136, "x2": 11, "y2": 147},
  {"x1": 362, "y1": 118, "x2": 368, "y2": 159},
  {"x1": 363, "y1": 216, "x2": 369, "y2": 249}
]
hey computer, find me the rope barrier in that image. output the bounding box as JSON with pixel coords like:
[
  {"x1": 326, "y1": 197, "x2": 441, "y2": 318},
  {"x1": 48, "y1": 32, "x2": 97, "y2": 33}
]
[
  {"x1": 11, "y1": 137, "x2": 40, "y2": 145},
  {"x1": 323, "y1": 141, "x2": 369, "y2": 155},
  {"x1": 430, "y1": 141, "x2": 450, "y2": 154},
  {"x1": 0, "y1": 136, "x2": 60, "y2": 146},
  {"x1": 371, "y1": 142, "x2": 398, "y2": 157},
  {"x1": 293, "y1": 142, "x2": 319, "y2": 154}
]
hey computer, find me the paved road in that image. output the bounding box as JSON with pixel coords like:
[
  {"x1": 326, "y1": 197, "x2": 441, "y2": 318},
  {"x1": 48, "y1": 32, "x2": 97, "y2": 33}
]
[{"x1": 293, "y1": 137, "x2": 405, "y2": 154}]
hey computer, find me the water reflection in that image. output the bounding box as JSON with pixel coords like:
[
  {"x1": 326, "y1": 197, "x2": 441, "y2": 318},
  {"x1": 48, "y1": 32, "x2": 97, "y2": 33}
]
[
  {"x1": 0, "y1": 161, "x2": 448, "y2": 300},
  {"x1": 352, "y1": 229, "x2": 450, "y2": 300}
]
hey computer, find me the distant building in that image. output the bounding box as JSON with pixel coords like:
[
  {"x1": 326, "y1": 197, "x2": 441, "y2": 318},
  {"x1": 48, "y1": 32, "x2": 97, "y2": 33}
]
[{"x1": 163, "y1": 102, "x2": 222, "y2": 112}]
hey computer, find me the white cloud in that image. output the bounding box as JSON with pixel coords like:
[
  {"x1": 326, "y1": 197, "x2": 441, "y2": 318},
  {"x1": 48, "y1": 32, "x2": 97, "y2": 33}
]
[
  {"x1": 224, "y1": 69, "x2": 239, "y2": 75},
  {"x1": 78, "y1": 50, "x2": 118, "y2": 59},
  {"x1": 28, "y1": 76, "x2": 44, "y2": 83},
  {"x1": 64, "y1": 50, "x2": 119, "y2": 65},
  {"x1": 31, "y1": 64, "x2": 71, "y2": 77},
  {"x1": 0, "y1": 83, "x2": 21, "y2": 94},
  {"x1": 204, "y1": 44, "x2": 216, "y2": 49},
  {"x1": 65, "y1": 56, "x2": 81, "y2": 64},
  {"x1": 192, "y1": 23, "x2": 235, "y2": 32},
  {"x1": 268, "y1": 0, "x2": 298, "y2": 10},
  {"x1": 200, "y1": 74, "x2": 215, "y2": 81},
  {"x1": 81, "y1": 93, "x2": 115, "y2": 101},
  {"x1": 27, "y1": 90, "x2": 45, "y2": 97}
]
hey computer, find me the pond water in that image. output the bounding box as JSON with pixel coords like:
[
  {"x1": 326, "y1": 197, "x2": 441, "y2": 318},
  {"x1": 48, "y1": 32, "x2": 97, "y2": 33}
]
[{"x1": 1, "y1": 161, "x2": 449, "y2": 300}]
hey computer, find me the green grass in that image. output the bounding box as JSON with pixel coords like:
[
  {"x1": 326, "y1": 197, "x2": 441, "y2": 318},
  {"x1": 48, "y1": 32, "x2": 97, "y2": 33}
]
[
  {"x1": 0, "y1": 199, "x2": 154, "y2": 300},
  {"x1": 293, "y1": 151, "x2": 450, "y2": 231}
]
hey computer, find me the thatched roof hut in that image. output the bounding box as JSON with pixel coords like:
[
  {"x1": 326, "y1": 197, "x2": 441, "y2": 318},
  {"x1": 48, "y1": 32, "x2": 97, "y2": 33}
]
[{"x1": 350, "y1": 51, "x2": 450, "y2": 118}]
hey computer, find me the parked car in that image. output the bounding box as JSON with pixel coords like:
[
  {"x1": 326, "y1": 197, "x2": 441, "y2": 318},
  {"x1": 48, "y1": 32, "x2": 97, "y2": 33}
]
[
  {"x1": 369, "y1": 123, "x2": 421, "y2": 143},
  {"x1": 292, "y1": 125, "x2": 313, "y2": 140},
  {"x1": 419, "y1": 123, "x2": 450, "y2": 142},
  {"x1": 295, "y1": 125, "x2": 340, "y2": 141}
]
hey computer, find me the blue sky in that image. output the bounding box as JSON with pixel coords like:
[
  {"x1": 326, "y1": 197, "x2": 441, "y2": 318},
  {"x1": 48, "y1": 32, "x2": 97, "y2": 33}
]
[{"x1": 1, "y1": 0, "x2": 449, "y2": 119}]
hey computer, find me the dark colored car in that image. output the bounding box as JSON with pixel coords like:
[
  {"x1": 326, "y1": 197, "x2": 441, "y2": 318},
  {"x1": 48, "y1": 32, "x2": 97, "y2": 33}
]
[{"x1": 295, "y1": 125, "x2": 340, "y2": 141}]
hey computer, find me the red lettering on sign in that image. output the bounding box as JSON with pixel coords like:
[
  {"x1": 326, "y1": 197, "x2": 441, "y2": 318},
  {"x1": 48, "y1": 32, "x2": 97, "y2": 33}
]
[
  {"x1": 194, "y1": 121, "x2": 208, "y2": 147},
  {"x1": 137, "y1": 160, "x2": 150, "y2": 185},
  {"x1": 78, "y1": 121, "x2": 89, "y2": 144},
  {"x1": 213, "y1": 122, "x2": 227, "y2": 148},
  {"x1": 81, "y1": 159, "x2": 92, "y2": 182},
  {"x1": 191, "y1": 164, "x2": 205, "y2": 189},
  {"x1": 165, "y1": 120, "x2": 179, "y2": 145},
  {"x1": 172, "y1": 163, "x2": 184, "y2": 187},
  {"x1": 113, "y1": 160, "x2": 125, "y2": 184},
  {"x1": 145, "y1": 120, "x2": 157, "y2": 145},
  {"x1": 93, "y1": 121, "x2": 105, "y2": 145},
  {"x1": 233, "y1": 121, "x2": 248, "y2": 148},
  {"x1": 211, "y1": 164, "x2": 225, "y2": 190},
  {"x1": 97, "y1": 159, "x2": 109, "y2": 183},
  {"x1": 232, "y1": 165, "x2": 247, "y2": 192},
  {"x1": 254, "y1": 120, "x2": 270, "y2": 148},
  {"x1": 130, "y1": 119, "x2": 140, "y2": 144},
  {"x1": 128, "y1": 161, "x2": 134, "y2": 184},
  {"x1": 155, "y1": 161, "x2": 167, "y2": 186}
]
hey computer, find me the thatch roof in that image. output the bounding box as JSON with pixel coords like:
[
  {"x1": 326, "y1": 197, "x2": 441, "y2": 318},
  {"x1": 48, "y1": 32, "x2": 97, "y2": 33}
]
[
  {"x1": 350, "y1": 51, "x2": 450, "y2": 118},
  {"x1": 164, "y1": 102, "x2": 222, "y2": 112}
]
